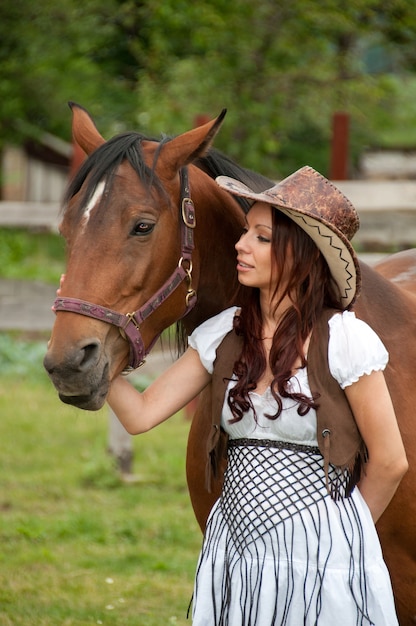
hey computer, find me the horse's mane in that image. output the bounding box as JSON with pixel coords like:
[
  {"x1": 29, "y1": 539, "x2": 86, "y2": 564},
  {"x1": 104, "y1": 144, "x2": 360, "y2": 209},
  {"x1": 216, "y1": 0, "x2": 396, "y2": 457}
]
[
  {"x1": 63, "y1": 131, "x2": 273, "y2": 216},
  {"x1": 194, "y1": 151, "x2": 273, "y2": 212}
]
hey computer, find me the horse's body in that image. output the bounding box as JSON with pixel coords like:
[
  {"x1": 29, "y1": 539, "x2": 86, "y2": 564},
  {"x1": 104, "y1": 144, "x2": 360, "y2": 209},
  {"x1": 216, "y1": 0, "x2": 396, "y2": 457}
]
[{"x1": 44, "y1": 104, "x2": 416, "y2": 624}]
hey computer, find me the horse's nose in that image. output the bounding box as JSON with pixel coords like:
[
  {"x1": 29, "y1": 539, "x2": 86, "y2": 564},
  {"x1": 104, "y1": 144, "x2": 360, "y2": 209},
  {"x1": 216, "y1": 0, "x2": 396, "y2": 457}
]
[{"x1": 44, "y1": 338, "x2": 102, "y2": 375}]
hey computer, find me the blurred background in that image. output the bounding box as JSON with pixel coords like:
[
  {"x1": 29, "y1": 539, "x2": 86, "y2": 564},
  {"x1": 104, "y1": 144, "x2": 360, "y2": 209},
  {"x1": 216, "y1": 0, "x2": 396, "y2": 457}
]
[
  {"x1": 2, "y1": 0, "x2": 416, "y2": 180},
  {"x1": 1, "y1": 1, "x2": 416, "y2": 624}
]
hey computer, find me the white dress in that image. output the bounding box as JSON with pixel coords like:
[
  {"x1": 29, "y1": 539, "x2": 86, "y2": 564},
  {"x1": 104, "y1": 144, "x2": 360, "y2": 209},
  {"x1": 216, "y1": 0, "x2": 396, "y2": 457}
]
[{"x1": 188, "y1": 307, "x2": 398, "y2": 626}]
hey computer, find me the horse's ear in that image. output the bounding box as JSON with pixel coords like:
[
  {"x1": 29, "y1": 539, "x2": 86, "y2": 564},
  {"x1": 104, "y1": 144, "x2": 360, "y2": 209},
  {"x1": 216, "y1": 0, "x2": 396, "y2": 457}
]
[
  {"x1": 69, "y1": 102, "x2": 106, "y2": 155},
  {"x1": 157, "y1": 109, "x2": 227, "y2": 179}
]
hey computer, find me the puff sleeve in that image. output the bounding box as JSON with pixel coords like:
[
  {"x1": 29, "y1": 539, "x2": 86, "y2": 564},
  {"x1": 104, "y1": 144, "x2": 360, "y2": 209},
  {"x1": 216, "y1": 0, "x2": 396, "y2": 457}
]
[
  {"x1": 188, "y1": 306, "x2": 239, "y2": 374},
  {"x1": 328, "y1": 310, "x2": 389, "y2": 389}
]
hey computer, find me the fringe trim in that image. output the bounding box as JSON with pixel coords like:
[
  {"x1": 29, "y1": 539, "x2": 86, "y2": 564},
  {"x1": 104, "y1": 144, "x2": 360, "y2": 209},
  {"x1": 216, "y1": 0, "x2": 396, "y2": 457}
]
[
  {"x1": 194, "y1": 444, "x2": 378, "y2": 626},
  {"x1": 322, "y1": 429, "x2": 368, "y2": 499},
  {"x1": 206, "y1": 426, "x2": 229, "y2": 493}
]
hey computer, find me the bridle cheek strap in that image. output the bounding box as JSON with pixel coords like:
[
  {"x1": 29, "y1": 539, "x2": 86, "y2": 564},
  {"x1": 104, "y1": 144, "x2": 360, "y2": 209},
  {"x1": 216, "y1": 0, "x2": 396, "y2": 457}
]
[{"x1": 52, "y1": 168, "x2": 197, "y2": 371}]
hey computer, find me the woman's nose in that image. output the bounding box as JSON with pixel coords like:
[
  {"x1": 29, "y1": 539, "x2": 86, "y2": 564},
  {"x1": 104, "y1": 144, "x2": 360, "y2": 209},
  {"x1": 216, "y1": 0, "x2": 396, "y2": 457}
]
[{"x1": 235, "y1": 232, "x2": 247, "y2": 252}]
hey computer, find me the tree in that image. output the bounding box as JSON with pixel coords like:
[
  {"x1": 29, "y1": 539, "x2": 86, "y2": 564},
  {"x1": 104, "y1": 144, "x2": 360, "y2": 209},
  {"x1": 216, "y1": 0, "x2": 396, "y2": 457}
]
[
  {"x1": 0, "y1": 0, "x2": 137, "y2": 146},
  {"x1": 127, "y1": 0, "x2": 416, "y2": 176},
  {"x1": 1, "y1": 0, "x2": 416, "y2": 177}
]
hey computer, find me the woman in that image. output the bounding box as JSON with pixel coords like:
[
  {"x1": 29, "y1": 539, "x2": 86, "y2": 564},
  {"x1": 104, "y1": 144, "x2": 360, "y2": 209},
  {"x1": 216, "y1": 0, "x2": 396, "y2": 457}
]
[{"x1": 107, "y1": 166, "x2": 407, "y2": 625}]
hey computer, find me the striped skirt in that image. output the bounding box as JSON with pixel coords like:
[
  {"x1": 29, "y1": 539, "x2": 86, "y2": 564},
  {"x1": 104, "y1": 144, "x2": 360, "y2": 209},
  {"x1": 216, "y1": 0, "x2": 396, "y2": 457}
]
[{"x1": 192, "y1": 440, "x2": 398, "y2": 626}]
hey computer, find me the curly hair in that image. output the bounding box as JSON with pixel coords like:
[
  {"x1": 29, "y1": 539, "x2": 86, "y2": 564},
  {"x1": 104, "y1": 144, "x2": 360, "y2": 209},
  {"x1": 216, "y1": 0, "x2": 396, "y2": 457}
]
[{"x1": 227, "y1": 208, "x2": 343, "y2": 423}]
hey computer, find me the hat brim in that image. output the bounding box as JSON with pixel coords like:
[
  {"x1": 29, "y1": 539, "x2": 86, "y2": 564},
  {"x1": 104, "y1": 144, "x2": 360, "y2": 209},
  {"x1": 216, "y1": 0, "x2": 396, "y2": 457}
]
[{"x1": 216, "y1": 175, "x2": 360, "y2": 307}]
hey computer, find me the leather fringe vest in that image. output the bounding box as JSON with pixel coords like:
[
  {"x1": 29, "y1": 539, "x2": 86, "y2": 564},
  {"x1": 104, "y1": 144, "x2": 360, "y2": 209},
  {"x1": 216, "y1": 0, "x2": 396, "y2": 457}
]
[{"x1": 206, "y1": 309, "x2": 368, "y2": 499}]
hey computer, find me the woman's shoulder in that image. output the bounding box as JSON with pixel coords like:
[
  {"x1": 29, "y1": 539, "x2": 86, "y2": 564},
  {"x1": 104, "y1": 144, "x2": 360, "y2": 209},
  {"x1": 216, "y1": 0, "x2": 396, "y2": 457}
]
[
  {"x1": 188, "y1": 306, "x2": 239, "y2": 374},
  {"x1": 192, "y1": 306, "x2": 239, "y2": 335},
  {"x1": 328, "y1": 309, "x2": 383, "y2": 340}
]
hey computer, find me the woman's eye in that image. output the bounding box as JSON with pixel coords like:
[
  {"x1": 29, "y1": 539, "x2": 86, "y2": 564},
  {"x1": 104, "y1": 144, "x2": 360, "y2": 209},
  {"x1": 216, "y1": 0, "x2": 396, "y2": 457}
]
[
  {"x1": 131, "y1": 222, "x2": 155, "y2": 236},
  {"x1": 258, "y1": 235, "x2": 271, "y2": 243}
]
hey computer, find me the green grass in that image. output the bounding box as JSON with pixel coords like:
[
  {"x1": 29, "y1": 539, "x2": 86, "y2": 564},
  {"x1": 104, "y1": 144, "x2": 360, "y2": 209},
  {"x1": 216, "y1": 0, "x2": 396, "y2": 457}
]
[
  {"x1": 0, "y1": 335, "x2": 202, "y2": 625},
  {"x1": 0, "y1": 228, "x2": 65, "y2": 284}
]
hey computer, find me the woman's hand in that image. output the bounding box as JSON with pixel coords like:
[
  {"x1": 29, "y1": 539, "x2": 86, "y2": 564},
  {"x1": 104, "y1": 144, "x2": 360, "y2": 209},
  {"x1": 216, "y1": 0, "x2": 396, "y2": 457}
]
[
  {"x1": 57, "y1": 273, "x2": 65, "y2": 295},
  {"x1": 51, "y1": 274, "x2": 66, "y2": 311}
]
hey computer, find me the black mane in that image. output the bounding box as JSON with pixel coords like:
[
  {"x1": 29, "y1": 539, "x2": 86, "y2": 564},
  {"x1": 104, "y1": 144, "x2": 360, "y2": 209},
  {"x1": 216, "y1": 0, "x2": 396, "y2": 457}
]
[
  {"x1": 63, "y1": 131, "x2": 273, "y2": 216},
  {"x1": 194, "y1": 151, "x2": 273, "y2": 212}
]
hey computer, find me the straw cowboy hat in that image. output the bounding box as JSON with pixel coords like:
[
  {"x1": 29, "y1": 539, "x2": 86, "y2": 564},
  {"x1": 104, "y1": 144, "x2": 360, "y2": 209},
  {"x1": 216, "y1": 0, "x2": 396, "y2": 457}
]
[{"x1": 216, "y1": 166, "x2": 361, "y2": 307}]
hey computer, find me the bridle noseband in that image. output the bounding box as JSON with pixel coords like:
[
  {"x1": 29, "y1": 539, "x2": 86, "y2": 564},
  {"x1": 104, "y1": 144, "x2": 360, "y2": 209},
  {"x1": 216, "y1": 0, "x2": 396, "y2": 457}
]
[{"x1": 53, "y1": 168, "x2": 197, "y2": 371}]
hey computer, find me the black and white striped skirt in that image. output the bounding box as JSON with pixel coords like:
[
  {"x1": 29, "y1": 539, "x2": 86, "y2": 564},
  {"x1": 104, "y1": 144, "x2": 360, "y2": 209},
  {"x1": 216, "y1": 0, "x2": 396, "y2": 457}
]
[{"x1": 192, "y1": 440, "x2": 398, "y2": 626}]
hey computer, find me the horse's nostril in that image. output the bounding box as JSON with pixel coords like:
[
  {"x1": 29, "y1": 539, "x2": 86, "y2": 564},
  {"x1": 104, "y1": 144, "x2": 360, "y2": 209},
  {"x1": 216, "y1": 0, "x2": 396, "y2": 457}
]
[{"x1": 77, "y1": 341, "x2": 101, "y2": 371}]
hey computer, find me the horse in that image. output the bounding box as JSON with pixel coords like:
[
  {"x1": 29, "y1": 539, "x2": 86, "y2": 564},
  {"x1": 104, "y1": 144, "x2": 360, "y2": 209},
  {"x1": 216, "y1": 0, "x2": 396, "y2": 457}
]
[{"x1": 44, "y1": 103, "x2": 416, "y2": 624}]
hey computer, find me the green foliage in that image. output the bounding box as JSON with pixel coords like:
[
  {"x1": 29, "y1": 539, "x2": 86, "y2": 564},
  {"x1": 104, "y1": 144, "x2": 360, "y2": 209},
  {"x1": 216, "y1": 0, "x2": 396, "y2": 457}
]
[
  {"x1": 369, "y1": 74, "x2": 416, "y2": 147},
  {"x1": 2, "y1": 0, "x2": 416, "y2": 175},
  {"x1": 105, "y1": 0, "x2": 416, "y2": 176},
  {"x1": 0, "y1": 333, "x2": 48, "y2": 379},
  {"x1": 0, "y1": 355, "x2": 201, "y2": 625},
  {"x1": 0, "y1": 228, "x2": 65, "y2": 283}
]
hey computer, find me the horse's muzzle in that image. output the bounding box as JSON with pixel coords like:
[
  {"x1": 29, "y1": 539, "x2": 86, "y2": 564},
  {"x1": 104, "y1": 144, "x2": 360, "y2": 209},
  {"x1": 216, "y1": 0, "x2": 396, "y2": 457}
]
[{"x1": 44, "y1": 341, "x2": 110, "y2": 410}]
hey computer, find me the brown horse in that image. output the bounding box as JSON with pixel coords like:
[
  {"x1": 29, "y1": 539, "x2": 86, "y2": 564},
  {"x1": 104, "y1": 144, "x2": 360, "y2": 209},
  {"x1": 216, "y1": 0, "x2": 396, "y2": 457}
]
[{"x1": 44, "y1": 104, "x2": 416, "y2": 624}]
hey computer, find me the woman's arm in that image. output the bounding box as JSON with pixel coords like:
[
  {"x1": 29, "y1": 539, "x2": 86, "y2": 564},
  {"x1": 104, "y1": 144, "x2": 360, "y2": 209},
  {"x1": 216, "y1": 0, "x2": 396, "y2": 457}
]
[
  {"x1": 344, "y1": 370, "x2": 408, "y2": 523},
  {"x1": 107, "y1": 347, "x2": 211, "y2": 435}
]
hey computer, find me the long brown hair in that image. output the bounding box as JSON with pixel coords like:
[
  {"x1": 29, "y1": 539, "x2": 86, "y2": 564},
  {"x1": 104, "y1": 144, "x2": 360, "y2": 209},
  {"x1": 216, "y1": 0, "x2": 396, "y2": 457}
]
[{"x1": 228, "y1": 208, "x2": 342, "y2": 423}]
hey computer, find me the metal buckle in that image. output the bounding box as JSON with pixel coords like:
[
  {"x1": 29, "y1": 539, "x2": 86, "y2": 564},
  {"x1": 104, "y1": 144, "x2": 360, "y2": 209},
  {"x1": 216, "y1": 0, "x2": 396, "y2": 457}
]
[
  {"x1": 186, "y1": 289, "x2": 196, "y2": 306},
  {"x1": 181, "y1": 198, "x2": 196, "y2": 228},
  {"x1": 124, "y1": 312, "x2": 140, "y2": 330}
]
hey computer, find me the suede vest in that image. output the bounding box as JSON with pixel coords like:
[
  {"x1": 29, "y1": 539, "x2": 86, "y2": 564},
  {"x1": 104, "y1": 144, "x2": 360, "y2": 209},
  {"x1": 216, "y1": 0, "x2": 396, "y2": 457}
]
[{"x1": 206, "y1": 309, "x2": 367, "y2": 498}]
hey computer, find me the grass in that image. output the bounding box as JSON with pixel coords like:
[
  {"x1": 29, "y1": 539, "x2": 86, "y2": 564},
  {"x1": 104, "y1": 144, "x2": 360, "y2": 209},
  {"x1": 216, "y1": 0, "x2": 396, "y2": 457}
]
[
  {"x1": 0, "y1": 228, "x2": 65, "y2": 284},
  {"x1": 0, "y1": 336, "x2": 202, "y2": 625}
]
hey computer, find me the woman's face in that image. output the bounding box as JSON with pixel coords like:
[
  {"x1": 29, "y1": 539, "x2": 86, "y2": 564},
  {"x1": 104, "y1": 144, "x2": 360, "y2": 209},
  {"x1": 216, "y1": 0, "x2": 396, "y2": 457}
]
[{"x1": 235, "y1": 202, "x2": 277, "y2": 292}]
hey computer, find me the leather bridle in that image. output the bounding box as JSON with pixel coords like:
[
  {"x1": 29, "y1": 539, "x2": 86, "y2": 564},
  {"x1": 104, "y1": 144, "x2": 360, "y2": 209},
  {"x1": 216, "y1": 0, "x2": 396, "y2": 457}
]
[{"x1": 53, "y1": 168, "x2": 197, "y2": 371}]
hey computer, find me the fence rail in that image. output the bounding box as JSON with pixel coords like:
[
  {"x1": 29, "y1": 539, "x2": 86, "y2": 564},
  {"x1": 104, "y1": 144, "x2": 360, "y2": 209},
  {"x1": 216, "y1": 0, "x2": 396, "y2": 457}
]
[
  {"x1": 0, "y1": 201, "x2": 60, "y2": 231},
  {"x1": 2, "y1": 179, "x2": 416, "y2": 247}
]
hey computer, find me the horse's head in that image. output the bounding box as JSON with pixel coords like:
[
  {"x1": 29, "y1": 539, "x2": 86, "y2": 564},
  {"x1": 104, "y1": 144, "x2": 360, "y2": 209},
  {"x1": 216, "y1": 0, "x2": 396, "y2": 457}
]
[{"x1": 44, "y1": 103, "x2": 231, "y2": 410}]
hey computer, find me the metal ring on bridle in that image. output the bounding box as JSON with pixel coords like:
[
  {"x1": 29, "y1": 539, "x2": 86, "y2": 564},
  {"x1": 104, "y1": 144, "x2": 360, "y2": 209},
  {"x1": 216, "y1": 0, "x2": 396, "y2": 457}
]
[{"x1": 178, "y1": 257, "x2": 193, "y2": 273}]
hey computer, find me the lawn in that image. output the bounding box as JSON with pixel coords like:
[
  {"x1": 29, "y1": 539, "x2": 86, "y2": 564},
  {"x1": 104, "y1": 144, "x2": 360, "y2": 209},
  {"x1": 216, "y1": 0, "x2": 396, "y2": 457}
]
[{"x1": 0, "y1": 341, "x2": 202, "y2": 625}]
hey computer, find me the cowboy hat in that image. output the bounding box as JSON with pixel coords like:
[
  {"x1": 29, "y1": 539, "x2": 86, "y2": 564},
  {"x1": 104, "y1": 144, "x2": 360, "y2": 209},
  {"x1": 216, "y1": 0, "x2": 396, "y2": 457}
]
[{"x1": 216, "y1": 166, "x2": 361, "y2": 307}]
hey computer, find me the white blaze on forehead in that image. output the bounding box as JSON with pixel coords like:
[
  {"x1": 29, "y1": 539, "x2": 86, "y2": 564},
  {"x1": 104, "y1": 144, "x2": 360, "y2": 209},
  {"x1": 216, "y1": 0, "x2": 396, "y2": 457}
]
[{"x1": 83, "y1": 181, "x2": 106, "y2": 226}]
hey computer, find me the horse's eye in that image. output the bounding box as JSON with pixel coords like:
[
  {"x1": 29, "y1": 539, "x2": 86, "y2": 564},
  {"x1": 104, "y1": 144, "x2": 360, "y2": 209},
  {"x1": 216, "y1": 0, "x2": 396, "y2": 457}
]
[{"x1": 131, "y1": 221, "x2": 155, "y2": 236}]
